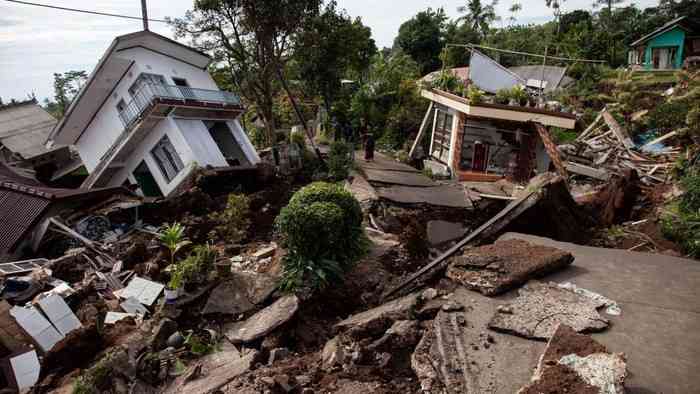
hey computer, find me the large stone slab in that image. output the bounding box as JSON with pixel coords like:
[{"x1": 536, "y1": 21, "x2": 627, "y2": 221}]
[
  {"x1": 202, "y1": 272, "x2": 277, "y2": 315},
  {"x1": 427, "y1": 220, "x2": 468, "y2": 246},
  {"x1": 488, "y1": 281, "x2": 609, "y2": 339},
  {"x1": 377, "y1": 185, "x2": 472, "y2": 208},
  {"x1": 335, "y1": 292, "x2": 420, "y2": 338},
  {"x1": 165, "y1": 347, "x2": 258, "y2": 394},
  {"x1": 446, "y1": 239, "x2": 573, "y2": 296},
  {"x1": 363, "y1": 168, "x2": 436, "y2": 187},
  {"x1": 224, "y1": 295, "x2": 299, "y2": 344}
]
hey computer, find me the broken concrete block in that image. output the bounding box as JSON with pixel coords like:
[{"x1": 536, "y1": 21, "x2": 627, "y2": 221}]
[
  {"x1": 411, "y1": 310, "x2": 471, "y2": 393},
  {"x1": 224, "y1": 295, "x2": 299, "y2": 344},
  {"x1": 446, "y1": 239, "x2": 574, "y2": 296},
  {"x1": 321, "y1": 336, "x2": 345, "y2": 371},
  {"x1": 335, "y1": 292, "x2": 420, "y2": 338},
  {"x1": 519, "y1": 324, "x2": 626, "y2": 394},
  {"x1": 427, "y1": 220, "x2": 467, "y2": 246},
  {"x1": 368, "y1": 320, "x2": 420, "y2": 353},
  {"x1": 202, "y1": 271, "x2": 278, "y2": 315},
  {"x1": 489, "y1": 282, "x2": 609, "y2": 340}
]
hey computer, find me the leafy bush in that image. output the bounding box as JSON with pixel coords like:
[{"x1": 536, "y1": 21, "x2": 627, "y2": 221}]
[
  {"x1": 170, "y1": 243, "x2": 217, "y2": 288},
  {"x1": 662, "y1": 162, "x2": 700, "y2": 258},
  {"x1": 209, "y1": 193, "x2": 251, "y2": 243},
  {"x1": 290, "y1": 129, "x2": 306, "y2": 147},
  {"x1": 495, "y1": 88, "x2": 511, "y2": 104},
  {"x1": 328, "y1": 140, "x2": 353, "y2": 180},
  {"x1": 466, "y1": 85, "x2": 484, "y2": 104},
  {"x1": 275, "y1": 182, "x2": 367, "y2": 291},
  {"x1": 647, "y1": 100, "x2": 690, "y2": 131}
]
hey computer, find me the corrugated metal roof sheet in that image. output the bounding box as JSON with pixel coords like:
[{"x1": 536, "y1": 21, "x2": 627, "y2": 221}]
[
  {"x1": 0, "y1": 189, "x2": 50, "y2": 256},
  {"x1": 509, "y1": 65, "x2": 568, "y2": 93}
]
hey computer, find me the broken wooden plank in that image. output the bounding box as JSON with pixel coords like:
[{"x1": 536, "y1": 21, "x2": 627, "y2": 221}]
[
  {"x1": 641, "y1": 131, "x2": 677, "y2": 150},
  {"x1": 576, "y1": 109, "x2": 605, "y2": 142},
  {"x1": 565, "y1": 162, "x2": 611, "y2": 181},
  {"x1": 602, "y1": 111, "x2": 634, "y2": 149},
  {"x1": 409, "y1": 102, "x2": 434, "y2": 159},
  {"x1": 534, "y1": 123, "x2": 569, "y2": 180}
]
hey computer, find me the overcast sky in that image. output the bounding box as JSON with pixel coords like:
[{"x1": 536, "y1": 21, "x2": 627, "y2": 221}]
[{"x1": 0, "y1": 0, "x2": 658, "y2": 102}]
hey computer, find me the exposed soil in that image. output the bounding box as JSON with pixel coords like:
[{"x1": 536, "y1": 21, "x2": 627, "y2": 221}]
[
  {"x1": 520, "y1": 363, "x2": 598, "y2": 394},
  {"x1": 540, "y1": 325, "x2": 608, "y2": 367}
]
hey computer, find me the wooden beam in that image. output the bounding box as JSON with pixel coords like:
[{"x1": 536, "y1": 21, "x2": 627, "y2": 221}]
[
  {"x1": 603, "y1": 111, "x2": 634, "y2": 149},
  {"x1": 565, "y1": 161, "x2": 611, "y2": 181},
  {"x1": 576, "y1": 108, "x2": 605, "y2": 141},
  {"x1": 534, "y1": 123, "x2": 569, "y2": 180},
  {"x1": 409, "y1": 102, "x2": 434, "y2": 159},
  {"x1": 641, "y1": 131, "x2": 677, "y2": 150}
]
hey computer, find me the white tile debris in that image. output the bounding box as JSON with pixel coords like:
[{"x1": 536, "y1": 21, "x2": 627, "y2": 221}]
[
  {"x1": 117, "y1": 276, "x2": 164, "y2": 306},
  {"x1": 10, "y1": 306, "x2": 63, "y2": 352},
  {"x1": 37, "y1": 294, "x2": 83, "y2": 336},
  {"x1": 9, "y1": 350, "x2": 41, "y2": 391}
]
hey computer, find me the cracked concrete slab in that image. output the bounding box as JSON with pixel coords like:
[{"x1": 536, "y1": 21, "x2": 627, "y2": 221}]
[
  {"x1": 376, "y1": 185, "x2": 472, "y2": 208},
  {"x1": 335, "y1": 292, "x2": 421, "y2": 338},
  {"x1": 488, "y1": 281, "x2": 609, "y2": 339},
  {"x1": 165, "y1": 347, "x2": 258, "y2": 394},
  {"x1": 447, "y1": 239, "x2": 573, "y2": 296}
]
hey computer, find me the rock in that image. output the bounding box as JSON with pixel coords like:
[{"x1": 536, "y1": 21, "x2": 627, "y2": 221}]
[
  {"x1": 427, "y1": 220, "x2": 467, "y2": 246},
  {"x1": 167, "y1": 332, "x2": 185, "y2": 348},
  {"x1": 368, "y1": 320, "x2": 421, "y2": 353},
  {"x1": 202, "y1": 271, "x2": 278, "y2": 315},
  {"x1": 488, "y1": 282, "x2": 609, "y2": 340},
  {"x1": 421, "y1": 288, "x2": 438, "y2": 301},
  {"x1": 253, "y1": 245, "x2": 277, "y2": 260},
  {"x1": 335, "y1": 292, "x2": 421, "y2": 338},
  {"x1": 274, "y1": 374, "x2": 294, "y2": 392},
  {"x1": 268, "y1": 347, "x2": 291, "y2": 365},
  {"x1": 296, "y1": 375, "x2": 311, "y2": 387},
  {"x1": 224, "y1": 295, "x2": 299, "y2": 344},
  {"x1": 441, "y1": 300, "x2": 464, "y2": 312},
  {"x1": 321, "y1": 336, "x2": 345, "y2": 371},
  {"x1": 151, "y1": 319, "x2": 178, "y2": 351},
  {"x1": 446, "y1": 239, "x2": 574, "y2": 296},
  {"x1": 164, "y1": 349, "x2": 258, "y2": 393},
  {"x1": 415, "y1": 298, "x2": 446, "y2": 320},
  {"x1": 260, "y1": 376, "x2": 276, "y2": 387}
]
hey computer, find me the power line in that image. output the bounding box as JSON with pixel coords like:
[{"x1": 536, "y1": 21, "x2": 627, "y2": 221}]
[
  {"x1": 446, "y1": 43, "x2": 607, "y2": 64},
  {"x1": 3, "y1": 0, "x2": 168, "y2": 23}
]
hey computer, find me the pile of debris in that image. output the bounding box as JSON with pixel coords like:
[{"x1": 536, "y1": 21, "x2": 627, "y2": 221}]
[{"x1": 560, "y1": 107, "x2": 681, "y2": 185}]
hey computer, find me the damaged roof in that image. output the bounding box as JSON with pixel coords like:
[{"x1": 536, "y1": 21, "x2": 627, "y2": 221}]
[
  {"x1": 0, "y1": 162, "x2": 128, "y2": 258},
  {"x1": 0, "y1": 100, "x2": 59, "y2": 159}
]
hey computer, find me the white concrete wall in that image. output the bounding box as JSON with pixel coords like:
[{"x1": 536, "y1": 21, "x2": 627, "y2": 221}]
[
  {"x1": 75, "y1": 47, "x2": 219, "y2": 172},
  {"x1": 226, "y1": 120, "x2": 261, "y2": 164},
  {"x1": 177, "y1": 119, "x2": 229, "y2": 167}
]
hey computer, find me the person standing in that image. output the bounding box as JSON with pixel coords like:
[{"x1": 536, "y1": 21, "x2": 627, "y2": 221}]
[{"x1": 364, "y1": 132, "x2": 375, "y2": 162}]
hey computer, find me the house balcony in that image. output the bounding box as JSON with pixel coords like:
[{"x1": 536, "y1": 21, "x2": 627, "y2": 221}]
[{"x1": 81, "y1": 83, "x2": 244, "y2": 188}]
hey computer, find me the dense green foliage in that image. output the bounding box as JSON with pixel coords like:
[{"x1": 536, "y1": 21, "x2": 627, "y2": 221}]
[
  {"x1": 209, "y1": 193, "x2": 251, "y2": 243},
  {"x1": 663, "y1": 158, "x2": 700, "y2": 258},
  {"x1": 394, "y1": 8, "x2": 448, "y2": 74},
  {"x1": 327, "y1": 140, "x2": 353, "y2": 180},
  {"x1": 275, "y1": 182, "x2": 367, "y2": 291}
]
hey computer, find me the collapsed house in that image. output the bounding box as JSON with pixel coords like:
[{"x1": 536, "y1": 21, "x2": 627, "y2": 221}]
[
  {"x1": 0, "y1": 162, "x2": 127, "y2": 263},
  {"x1": 414, "y1": 50, "x2": 576, "y2": 182},
  {"x1": 0, "y1": 99, "x2": 81, "y2": 184},
  {"x1": 46, "y1": 30, "x2": 261, "y2": 198}
]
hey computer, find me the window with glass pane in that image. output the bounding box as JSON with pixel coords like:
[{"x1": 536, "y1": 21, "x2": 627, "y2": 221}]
[{"x1": 151, "y1": 135, "x2": 184, "y2": 182}]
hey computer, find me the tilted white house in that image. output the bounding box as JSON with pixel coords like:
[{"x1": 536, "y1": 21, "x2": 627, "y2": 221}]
[{"x1": 47, "y1": 30, "x2": 260, "y2": 197}]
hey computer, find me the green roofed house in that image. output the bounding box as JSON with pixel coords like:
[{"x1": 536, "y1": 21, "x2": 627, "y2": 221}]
[{"x1": 628, "y1": 16, "x2": 700, "y2": 70}]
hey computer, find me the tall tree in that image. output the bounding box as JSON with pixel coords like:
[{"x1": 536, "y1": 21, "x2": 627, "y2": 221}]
[
  {"x1": 394, "y1": 8, "x2": 448, "y2": 75},
  {"x1": 592, "y1": 0, "x2": 624, "y2": 63},
  {"x1": 508, "y1": 2, "x2": 522, "y2": 25},
  {"x1": 457, "y1": 0, "x2": 500, "y2": 40},
  {"x1": 295, "y1": 1, "x2": 376, "y2": 112},
  {"x1": 171, "y1": 0, "x2": 321, "y2": 146},
  {"x1": 47, "y1": 70, "x2": 87, "y2": 119}
]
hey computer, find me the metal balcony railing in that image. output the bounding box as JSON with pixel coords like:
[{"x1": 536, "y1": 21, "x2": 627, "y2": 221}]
[{"x1": 117, "y1": 82, "x2": 242, "y2": 128}]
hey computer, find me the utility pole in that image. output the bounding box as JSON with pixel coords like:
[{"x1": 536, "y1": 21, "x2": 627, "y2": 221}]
[{"x1": 141, "y1": 0, "x2": 149, "y2": 31}]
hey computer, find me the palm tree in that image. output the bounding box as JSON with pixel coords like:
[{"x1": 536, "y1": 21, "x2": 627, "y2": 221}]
[{"x1": 457, "y1": 0, "x2": 501, "y2": 39}]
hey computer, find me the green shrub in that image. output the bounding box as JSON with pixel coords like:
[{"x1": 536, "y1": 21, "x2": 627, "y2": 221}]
[
  {"x1": 275, "y1": 182, "x2": 368, "y2": 291},
  {"x1": 209, "y1": 193, "x2": 251, "y2": 243},
  {"x1": 647, "y1": 100, "x2": 690, "y2": 131},
  {"x1": 662, "y1": 164, "x2": 700, "y2": 258},
  {"x1": 290, "y1": 129, "x2": 306, "y2": 147},
  {"x1": 327, "y1": 140, "x2": 353, "y2": 181},
  {"x1": 466, "y1": 86, "x2": 484, "y2": 104},
  {"x1": 495, "y1": 88, "x2": 511, "y2": 104}
]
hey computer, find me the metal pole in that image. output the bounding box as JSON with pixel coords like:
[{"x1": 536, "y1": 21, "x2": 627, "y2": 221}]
[{"x1": 140, "y1": 0, "x2": 149, "y2": 31}]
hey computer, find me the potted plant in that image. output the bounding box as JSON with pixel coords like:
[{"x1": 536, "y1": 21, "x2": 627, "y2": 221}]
[
  {"x1": 165, "y1": 265, "x2": 183, "y2": 303},
  {"x1": 495, "y1": 88, "x2": 511, "y2": 105},
  {"x1": 466, "y1": 86, "x2": 484, "y2": 105},
  {"x1": 510, "y1": 86, "x2": 529, "y2": 106}
]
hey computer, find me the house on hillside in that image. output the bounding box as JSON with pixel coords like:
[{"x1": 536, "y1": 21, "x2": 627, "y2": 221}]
[
  {"x1": 414, "y1": 52, "x2": 576, "y2": 183},
  {"x1": 47, "y1": 30, "x2": 260, "y2": 198},
  {"x1": 628, "y1": 16, "x2": 700, "y2": 70},
  {"x1": 0, "y1": 99, "x2": 82, "y2": 183}
]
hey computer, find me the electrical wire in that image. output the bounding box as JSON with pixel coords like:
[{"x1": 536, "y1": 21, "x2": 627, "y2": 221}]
[{"x1": 3, "y1": 0, "x2": 168, "y2": 23}]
